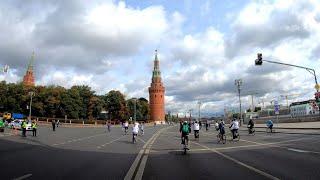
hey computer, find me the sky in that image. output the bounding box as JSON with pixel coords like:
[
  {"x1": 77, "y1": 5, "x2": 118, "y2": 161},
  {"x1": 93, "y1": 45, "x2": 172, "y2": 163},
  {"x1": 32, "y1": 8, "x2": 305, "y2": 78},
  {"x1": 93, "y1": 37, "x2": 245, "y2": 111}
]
[{"x1": 1, "y1": 0, "x2": 320, "y2": 117}]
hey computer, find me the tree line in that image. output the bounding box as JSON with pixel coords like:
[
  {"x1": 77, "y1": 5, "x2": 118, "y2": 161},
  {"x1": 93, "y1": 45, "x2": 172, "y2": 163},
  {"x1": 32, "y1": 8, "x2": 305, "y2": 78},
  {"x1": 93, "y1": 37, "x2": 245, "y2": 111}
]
[{"x1": 0, "y1": 81, "x2": 149, "y2": 121}]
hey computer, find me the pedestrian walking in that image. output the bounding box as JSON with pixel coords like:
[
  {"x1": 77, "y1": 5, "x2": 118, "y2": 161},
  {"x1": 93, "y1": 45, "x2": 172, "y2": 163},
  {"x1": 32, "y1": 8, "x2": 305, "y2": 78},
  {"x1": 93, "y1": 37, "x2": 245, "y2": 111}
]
[
  {"x1": 107, "y1": 121, "x2": 111, "y2": 132},
  {"x1": 206, "y1": 121, "x2": 209, "y2": 131},
  {"x1": 21, "y1": 120, "x2": 27, "y2": 137},
  {"x1": 52, "y1": 120, "x2": 56, "y2": 131},
  {"x1": 32, "y1": 121, "x2": 37, "y2": 137}
]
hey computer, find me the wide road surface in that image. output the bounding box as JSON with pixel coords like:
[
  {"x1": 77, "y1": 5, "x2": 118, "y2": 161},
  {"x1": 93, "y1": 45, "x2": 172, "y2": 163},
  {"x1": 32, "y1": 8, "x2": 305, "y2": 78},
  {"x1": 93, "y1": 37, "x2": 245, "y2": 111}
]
[{"x1": 0, "y1": 124, "x2": 319, "y2": 180}]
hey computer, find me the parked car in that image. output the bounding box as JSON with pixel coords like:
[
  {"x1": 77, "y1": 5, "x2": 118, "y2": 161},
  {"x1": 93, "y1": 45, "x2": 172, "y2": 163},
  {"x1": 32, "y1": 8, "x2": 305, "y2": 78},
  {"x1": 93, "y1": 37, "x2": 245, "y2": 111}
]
[{"x1": 9, "y1": 120, "x2": 32, "y2": 131}]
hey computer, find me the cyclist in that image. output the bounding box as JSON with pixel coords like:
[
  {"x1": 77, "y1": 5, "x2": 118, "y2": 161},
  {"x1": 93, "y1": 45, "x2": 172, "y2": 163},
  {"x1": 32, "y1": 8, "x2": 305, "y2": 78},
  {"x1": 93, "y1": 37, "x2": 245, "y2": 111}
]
[
  {"x1": 214, "y1": 121, "x2": 219, "y2": 131},
  {"x1": 124, "y1": 121, "x2": 129, "y2": 135},
  {"x1": 266, "y1": 119, "x2": 273, "y2": 132},
  {"x1": 193, "y1": 121, "x2": 200, "y2": 138},
  {"x1": 132, "y1": 122, "x2": 139, "y2": 143},
  {"x1": 248, "y1": 117, "x2": 255, "y2": 134},
  {"x1": 230, "y1": 118, "x2": 239, "y2": 139},
  {"x1": 139, "y1": 122, "x2": 144, "y2": 136},
  {"x1": 218, "y1": 120, "x2": 225, "y2": 140},
  {"x1": 180, "y1": 121, "x2": 191, "y2": 148}
]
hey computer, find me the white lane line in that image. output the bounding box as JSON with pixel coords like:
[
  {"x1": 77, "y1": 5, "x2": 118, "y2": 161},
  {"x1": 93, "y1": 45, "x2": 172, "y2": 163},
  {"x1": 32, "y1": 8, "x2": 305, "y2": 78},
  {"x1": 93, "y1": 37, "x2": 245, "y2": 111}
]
[
  {"x1": 52, "y1": 133, "x2": 106, "y2": 146},
  {"x1": 288, "y1": 148, "x2": 310, "y2": 153},
  {"x1": 135, "y1": 129, "x2": 165, "y2": 180},
  {"x1": 97, "y1": 136, "x2": 125, "y2": 149},
  {"x1": 191, "y1": 141, "x2": 280, "y2": 180},
  {"x1": 287, "y1": 148, "x2": 320, "y2": 154},
  {"x1": 124, "y1": 126, "x2": 173, "y2": 180},
  {"x1": 136, "y1": 137, "x2": 146, "y2": 144},
  {"x1": 13, "y1": 173, "x2": 32, "y2": 180}
]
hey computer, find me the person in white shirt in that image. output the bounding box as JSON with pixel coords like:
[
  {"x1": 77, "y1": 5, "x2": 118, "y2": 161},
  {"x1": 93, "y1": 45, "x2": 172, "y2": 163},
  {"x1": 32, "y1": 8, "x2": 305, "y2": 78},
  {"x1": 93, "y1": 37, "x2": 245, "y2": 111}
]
[
  {"x1": 132, "y1": 122, "x2": 139, "y2": 143},
  {"x1": 124, "y1": 121, "x2": 129, "y2": 134},
  {"x1": 139, "y1": 122, "x2": 144, "y2": 135},
  {"x1": 214, "y1": 121, "x2": 219, "y2": 131},
  {"x1": 230, "y1": 119, "x2": 240, "y2": 139},
  {"x1": 193, "y1": 121, "x2": 200, "y2": 138}
]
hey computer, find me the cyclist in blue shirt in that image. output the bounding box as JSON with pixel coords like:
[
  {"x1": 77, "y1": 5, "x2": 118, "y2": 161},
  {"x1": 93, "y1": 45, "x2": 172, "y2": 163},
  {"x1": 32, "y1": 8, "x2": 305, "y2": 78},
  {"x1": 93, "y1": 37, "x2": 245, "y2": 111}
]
[{"x1": 266, "y1": 120, "x2": 273, "y2": 131}]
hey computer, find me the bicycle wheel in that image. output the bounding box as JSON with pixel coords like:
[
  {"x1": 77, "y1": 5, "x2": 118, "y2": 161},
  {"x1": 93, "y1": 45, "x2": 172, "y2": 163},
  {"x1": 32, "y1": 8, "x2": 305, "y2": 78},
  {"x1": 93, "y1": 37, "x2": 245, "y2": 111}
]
[
  {"x1": 217, "y1": 134, "x2": 221, "y2": 143},
  {"x1": 236, "y1": 134, "x2": 240, "y2": 141},
  {"x1": 222, "y1": 134, "x2": 226, "y2": 144}
]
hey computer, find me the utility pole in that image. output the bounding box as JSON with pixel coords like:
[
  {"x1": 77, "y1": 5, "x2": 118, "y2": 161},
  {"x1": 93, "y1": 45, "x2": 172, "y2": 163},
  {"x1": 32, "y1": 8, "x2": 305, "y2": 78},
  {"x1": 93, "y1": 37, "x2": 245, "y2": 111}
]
[
  {"x1": 28, "y1": 91, "x2": 34, "y2": 120},
  {"x1": 235, "y1": 79, "x2": 243, "y2": 125}
]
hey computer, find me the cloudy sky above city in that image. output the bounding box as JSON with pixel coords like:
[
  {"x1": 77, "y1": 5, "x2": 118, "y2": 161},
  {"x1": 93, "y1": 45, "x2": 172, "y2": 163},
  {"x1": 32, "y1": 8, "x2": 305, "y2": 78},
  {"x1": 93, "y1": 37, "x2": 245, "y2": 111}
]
[{"x1": 1, "y1": 0, "x2": 320, "y2": 116}]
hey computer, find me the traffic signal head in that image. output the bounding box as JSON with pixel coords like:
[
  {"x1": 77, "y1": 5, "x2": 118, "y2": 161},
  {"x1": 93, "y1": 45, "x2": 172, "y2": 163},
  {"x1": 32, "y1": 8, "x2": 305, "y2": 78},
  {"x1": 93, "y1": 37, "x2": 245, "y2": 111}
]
[{"x1": 255, "y1": 53, "x2": 263, "y2": 65}]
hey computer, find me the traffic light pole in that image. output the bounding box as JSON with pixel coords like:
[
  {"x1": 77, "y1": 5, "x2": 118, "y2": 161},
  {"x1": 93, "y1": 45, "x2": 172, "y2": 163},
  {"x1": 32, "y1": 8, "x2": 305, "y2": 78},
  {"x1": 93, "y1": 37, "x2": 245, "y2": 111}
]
[{"x1": 262, "y1": 59, "x2": 319, "y2": 92}]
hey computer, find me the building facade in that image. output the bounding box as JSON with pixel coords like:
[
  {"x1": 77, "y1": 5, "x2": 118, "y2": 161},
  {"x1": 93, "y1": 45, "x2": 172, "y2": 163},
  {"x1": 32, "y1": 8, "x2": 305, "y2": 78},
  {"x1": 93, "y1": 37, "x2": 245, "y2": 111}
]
[
  {"x1": 23, "y1": 52, "x2": 35, "y2": 86},
  {"x1": 148, "y1": 50, "x2": 165, "y2": 123}
]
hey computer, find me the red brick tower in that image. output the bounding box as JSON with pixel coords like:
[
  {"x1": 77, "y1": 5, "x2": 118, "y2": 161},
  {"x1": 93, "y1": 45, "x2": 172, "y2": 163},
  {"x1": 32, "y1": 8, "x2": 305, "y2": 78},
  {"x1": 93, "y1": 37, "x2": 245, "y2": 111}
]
[
  {"x1": 149, "y1": 50, "x2": 165, "y2": 123},
  {"x1": 23, "y1": 52, "x2": 35, "y2": 86}
]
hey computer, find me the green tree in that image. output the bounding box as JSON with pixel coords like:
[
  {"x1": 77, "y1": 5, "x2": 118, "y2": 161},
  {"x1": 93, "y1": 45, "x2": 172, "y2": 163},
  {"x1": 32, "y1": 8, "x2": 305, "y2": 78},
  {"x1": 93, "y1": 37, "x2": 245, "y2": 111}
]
[{"x1": 104, "y1": 90, "x2": 127, "y2": 121}]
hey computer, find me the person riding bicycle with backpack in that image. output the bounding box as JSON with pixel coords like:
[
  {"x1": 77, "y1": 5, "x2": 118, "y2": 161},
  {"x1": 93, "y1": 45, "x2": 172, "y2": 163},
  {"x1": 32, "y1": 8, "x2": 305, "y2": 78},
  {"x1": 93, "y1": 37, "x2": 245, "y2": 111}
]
[
  {"x1": 180, "y1": 121, "x2": 191, "y2": 147},
  {"x1": 218, "y1": 120, "x2": 225, "y2": 139}
]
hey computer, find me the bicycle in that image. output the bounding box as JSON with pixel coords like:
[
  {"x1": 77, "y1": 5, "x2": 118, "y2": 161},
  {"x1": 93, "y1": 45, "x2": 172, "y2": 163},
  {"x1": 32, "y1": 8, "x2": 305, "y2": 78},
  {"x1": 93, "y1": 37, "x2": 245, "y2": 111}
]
[
  {"x1": 194, "y1": 130, "x2": 199, "y2": 141},
  {"x1": 266, "y1": 126, "x2": 275, "y2": 133},
  {"x1": 182, "y1": 135, "x2": 189, "y2": 155},
  {"x1": 217, "y1": 133, "x2": 226, "y2": 144},
  {"x1": 124, "y1": 127, "x2": 128, "y2": 135},
  {"x1": 248, "y1": 127, "x2": 255, "y2": 136},
  {"x1": 132, "y1": 133, "x2": 137, "y2": 144},
  {"x1": 228, "y1": 129, "x2": 240, "y2": 142}
]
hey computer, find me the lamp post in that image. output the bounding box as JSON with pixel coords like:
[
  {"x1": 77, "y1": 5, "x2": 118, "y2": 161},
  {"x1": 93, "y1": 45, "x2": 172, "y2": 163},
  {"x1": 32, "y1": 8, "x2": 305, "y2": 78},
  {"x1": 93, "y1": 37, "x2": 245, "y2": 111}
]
[
  {"x1": 235, "y1": 79, "x2": 243, "y2": 125},
  {"x1": 28, "y1": 91, "x2": 34, "y2": 120},
  {"x1": 134, "y1": 99, "x2": 137, "y2": 122},
  {"x1": 197, "y1": 101, "x2": 201, "y2": 122}
]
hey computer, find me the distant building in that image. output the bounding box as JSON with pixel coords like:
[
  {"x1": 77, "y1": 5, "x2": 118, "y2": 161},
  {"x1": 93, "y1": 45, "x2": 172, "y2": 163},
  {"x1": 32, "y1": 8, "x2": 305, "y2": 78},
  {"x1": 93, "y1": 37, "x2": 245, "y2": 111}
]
[
  {"x1": 148, "y1": 50, "x2": 165, "y2": 123},
  {"x1": 23, "y1": 52, "x2": 35, "y2": 86}
]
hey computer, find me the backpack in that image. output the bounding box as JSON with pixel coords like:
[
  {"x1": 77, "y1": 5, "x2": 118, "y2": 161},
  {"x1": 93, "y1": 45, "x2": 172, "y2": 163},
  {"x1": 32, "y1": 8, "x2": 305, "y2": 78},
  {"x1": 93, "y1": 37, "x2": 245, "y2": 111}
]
[{"x1": 182, "y1": 124, "x2": 189, "y2": 133}]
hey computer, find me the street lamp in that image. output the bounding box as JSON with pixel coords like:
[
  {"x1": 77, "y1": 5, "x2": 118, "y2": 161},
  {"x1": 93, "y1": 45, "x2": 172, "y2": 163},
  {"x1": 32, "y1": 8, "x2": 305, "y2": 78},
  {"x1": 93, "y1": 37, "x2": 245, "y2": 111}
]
[
  {"x1": 197, "y1": 101, "x2": 201, "y2": 122},
  {"x1": 28, "y1": 91, "x2": 34, "y2": 120},
  {"x1": 255, "y1": 53, "x2": 320, "y2": 93},
  {"x1": 134, "y1": 98, "x2": 137, "y2": 122},
  {"x1": 235, "y1": 79, "x2": 243, "y2": 125}
]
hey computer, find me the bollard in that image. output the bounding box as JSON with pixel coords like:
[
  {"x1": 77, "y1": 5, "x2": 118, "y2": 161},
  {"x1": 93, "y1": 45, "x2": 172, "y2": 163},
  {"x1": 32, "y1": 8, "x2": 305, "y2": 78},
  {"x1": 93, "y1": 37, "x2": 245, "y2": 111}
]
[
  {"x1": 69, "y1": 120, "x2": 71, "y2": 124},
  {"x1": 47, "y1": 119, "x2": 48, "y2": 123},
  {"x1": 83, "y1": 121, "x2": 84, "y2": 125}
]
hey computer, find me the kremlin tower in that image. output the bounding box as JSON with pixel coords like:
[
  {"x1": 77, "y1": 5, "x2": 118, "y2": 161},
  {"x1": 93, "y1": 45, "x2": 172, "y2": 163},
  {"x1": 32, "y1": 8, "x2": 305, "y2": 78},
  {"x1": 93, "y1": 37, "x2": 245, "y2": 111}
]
[
  {"x1": 148, "y1": 50, "x2": 165, "y2": 123},
  {"x1": 23, "y1": 52, "x2": 35, "y2": 86}
]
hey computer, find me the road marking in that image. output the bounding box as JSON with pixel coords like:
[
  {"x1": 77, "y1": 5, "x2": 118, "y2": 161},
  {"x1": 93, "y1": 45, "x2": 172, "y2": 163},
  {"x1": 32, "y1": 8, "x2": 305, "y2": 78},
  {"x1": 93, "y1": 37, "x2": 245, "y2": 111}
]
[
  {"x1": 191, "y1": 141, "x2": 280, "y2": 180},
  {"x1": 124, "y1": 126, "x2": 173, "y2": 180},
  {"x1": 136, "y1": 137, "x2": 146, "y2": 144},
  {"x1": 287, "y1": 148, "x2": 320, "y2": 154},
  {"x1": 13, "y1": 173, "x2": 32, "y2": 180},
  {"x1": 52, "y1": 133, "x2": 106, "y2": 146},
  {"x1": 97, "y1": 136, "x2": 125, "y2": 149}
]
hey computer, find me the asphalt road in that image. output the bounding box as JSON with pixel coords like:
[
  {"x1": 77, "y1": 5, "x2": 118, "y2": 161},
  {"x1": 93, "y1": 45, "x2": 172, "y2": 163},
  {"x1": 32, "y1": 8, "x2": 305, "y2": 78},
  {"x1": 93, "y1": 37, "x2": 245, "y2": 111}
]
[{"x1": 0, "y1": 124, "x2": 319, "y2": 180}]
